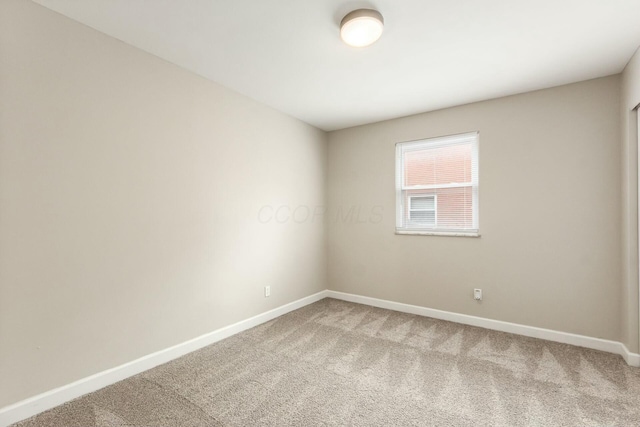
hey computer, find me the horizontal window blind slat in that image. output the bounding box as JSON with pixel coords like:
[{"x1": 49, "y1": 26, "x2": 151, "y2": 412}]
[{"x1": 403, "y1": 183, "x2": 473, "y2": 190}]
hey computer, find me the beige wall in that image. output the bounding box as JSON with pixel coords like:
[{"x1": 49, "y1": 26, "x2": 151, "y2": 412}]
[
  {"x1": 328, "y1": 76, "x2": 622, "y2": 342},
  {"x1": 621, "y1": 47, "x2": 640, "y2": 353},
  {"x1": 0, "y1": 1, "x2": 326, "y2": 407}
]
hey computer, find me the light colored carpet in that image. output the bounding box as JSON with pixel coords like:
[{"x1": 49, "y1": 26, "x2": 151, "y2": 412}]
[{"x1": 13, "y1": 298, "x2": 640, "y2": 426}]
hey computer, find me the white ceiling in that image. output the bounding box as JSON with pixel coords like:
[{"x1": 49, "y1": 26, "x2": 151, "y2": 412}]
[{"x1": 33, "y1": 0, "x2": 640, "y2": 131}]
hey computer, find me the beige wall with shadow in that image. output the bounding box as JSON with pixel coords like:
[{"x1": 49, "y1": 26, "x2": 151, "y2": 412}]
[
  {"x1": 328, "y1": 76, "x2": 622, "y2": 343},
  {"x1": 0, "y1": 0, "x2": 327, "y2": 408}
]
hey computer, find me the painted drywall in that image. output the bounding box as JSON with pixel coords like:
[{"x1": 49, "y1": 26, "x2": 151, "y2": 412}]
[
  {"x1": 327, "y1": 76, "x2": 622, "y2": 342},
  {"x1": 0, "y1": 0, "x2": 326, "y2": 408},
  {"x1": 620, "y1": 46, "x2": 640, "y2": 354}
]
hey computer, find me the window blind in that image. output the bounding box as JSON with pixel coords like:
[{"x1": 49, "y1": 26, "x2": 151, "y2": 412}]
[{"x1": 395, "y1": 132, "x2": 479, "y2": 234}]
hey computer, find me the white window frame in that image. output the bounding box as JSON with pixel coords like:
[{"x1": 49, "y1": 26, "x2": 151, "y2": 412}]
[
  {"x1": 395, "y1": 131, "x2": 479, "y2": 237},
  {"x1": 408, "y1": 194, "x2": 437, "y2": 227}
]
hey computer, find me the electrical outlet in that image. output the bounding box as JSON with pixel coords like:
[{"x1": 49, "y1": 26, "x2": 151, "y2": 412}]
[
  {"x1": 474, "y1": 288, "x2": 482, "y2": 301},
  {"x1": 265, "y1": 286, "x2": 271, "y2": 297}
]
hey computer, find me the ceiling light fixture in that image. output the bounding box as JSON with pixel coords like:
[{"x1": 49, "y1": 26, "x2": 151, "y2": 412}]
[{"x1": 340, "y1": 9, "x2": 384, "y2": 48}]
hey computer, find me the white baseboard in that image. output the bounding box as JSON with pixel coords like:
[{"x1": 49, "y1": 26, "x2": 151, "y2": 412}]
[
  {"x1": 326, "y1": 290, "x2": 640, "y2": 368},
  {"x1": 0, "y1": 290, "x2": 328, "y2": 427},
  {"x1": 622, "y1": 345, "x2": 640, "y2": 366}
]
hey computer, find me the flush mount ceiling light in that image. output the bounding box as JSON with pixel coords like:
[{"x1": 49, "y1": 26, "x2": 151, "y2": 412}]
[{"x1": 340, "y1": 9, "x2": 384, "y2": 47}]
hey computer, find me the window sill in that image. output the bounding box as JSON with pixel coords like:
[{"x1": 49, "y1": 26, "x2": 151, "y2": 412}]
[{"x1": 395, "y1": 230, "x2": 480, "y2": 238}]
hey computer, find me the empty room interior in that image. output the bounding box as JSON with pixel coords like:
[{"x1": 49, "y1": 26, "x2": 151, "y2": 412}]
[{"x1": 3, "y1": 0, "x2": 640, "y2": 425}]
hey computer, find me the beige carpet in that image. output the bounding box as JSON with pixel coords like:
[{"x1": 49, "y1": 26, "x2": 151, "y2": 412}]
[{"x1": 13, "y1": 298, "x2": 640, "y2": 426}]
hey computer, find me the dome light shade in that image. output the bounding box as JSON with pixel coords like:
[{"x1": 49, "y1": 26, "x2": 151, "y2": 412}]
[{"x1": 340, "y1": 9, "x2": 384, "y2": 47}]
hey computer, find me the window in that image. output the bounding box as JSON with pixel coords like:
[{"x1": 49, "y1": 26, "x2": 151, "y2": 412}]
[{"x1": 396, "y1": 132, "x2": 479, "y2": 236}]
